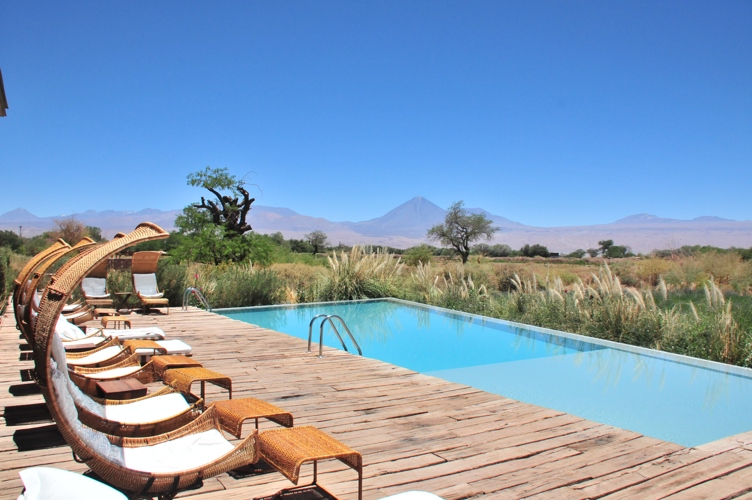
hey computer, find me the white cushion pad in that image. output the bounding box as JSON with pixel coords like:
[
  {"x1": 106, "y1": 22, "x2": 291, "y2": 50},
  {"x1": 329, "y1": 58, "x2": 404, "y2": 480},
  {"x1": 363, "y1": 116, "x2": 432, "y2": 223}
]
[
  {"x1": 18, "y1": 467, "x2": 127, "y2": 500},
  {"x1": 103, "y1": 327, "x2": 165, "y2": 340},
  {"x1": 123, "y1": 429, "x2": 233, "y2": 473},
  {"x1": 134, "y1": 339, "x2": 191, "y2": 356},
  {"x1": 104, "y1": 393, "x2": 191, "y2": 424},
  {"x1": 379, "y1": 493, "x2": 445, "y2": 500},
  {"x1": 63, "y1": 336, "x2": 107, "y2": 350},
  {"x1": 67, "y1": 346, "x2": 124, "y2": 366},
  {"x1": 86, "y1": 365, "x2": 142, "y2": 380},
  {"x1": 152, "y1": 339, "x2": 192, "y2": 355}
]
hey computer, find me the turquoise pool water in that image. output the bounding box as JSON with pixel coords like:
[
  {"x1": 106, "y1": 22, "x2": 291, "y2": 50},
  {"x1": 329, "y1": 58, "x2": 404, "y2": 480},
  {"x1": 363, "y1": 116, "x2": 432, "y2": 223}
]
[{"x1": 219, "y1": 299, "x2": 752, "y2": 447}]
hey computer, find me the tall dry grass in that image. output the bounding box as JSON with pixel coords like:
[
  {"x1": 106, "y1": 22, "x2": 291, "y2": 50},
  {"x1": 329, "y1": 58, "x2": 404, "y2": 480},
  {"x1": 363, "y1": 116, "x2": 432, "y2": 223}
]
[{"x1": 317, "y1": 246, "x2": 404, "y2": 301}]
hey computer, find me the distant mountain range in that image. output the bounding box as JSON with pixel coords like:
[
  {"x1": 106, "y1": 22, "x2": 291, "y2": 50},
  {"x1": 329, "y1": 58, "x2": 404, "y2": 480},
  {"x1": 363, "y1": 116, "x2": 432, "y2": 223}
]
[{"x1": 2, "y1": 197, "x2": 751, "y2": 253}]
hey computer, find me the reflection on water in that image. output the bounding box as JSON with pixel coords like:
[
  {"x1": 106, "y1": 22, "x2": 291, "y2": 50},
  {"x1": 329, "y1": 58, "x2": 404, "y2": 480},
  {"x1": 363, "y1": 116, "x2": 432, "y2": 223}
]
[{"x1": 221, "y1": 299, "x2": 752, "y2": 447}]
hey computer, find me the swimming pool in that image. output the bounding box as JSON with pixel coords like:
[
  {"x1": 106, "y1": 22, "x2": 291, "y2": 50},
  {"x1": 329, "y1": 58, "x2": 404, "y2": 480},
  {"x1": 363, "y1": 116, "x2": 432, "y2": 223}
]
[{"x1": 219, "y1": 298, "x2": 752, "y2": 448}]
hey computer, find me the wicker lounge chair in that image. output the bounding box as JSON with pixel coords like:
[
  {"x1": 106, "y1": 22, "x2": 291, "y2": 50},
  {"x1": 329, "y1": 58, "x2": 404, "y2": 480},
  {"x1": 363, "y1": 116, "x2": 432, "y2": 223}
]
[
  {"x1": 81, "y1": 259, "x2": 114, "y2": 307},
  {"x1": 18, "y1": 467, "x2": 442, "y2": 500},
  {"x1": 33, "y1": 223, "x2": 363, "y2": 499},
  {"x1": 49, "y1": 329, "x2": 204, "y2": 437},
  {"x1": 132, "y1": 251, "x2": 170, "y2": 314},
  {"x1": 32, "y1": 223, "x2": 261, "y2": 498}
]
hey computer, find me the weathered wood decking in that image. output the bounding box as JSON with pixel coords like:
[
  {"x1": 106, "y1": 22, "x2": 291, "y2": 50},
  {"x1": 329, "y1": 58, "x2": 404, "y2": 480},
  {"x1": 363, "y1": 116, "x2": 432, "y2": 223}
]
[{"x1": 2, "y1": 306, "x2": 752, "y2": 499}]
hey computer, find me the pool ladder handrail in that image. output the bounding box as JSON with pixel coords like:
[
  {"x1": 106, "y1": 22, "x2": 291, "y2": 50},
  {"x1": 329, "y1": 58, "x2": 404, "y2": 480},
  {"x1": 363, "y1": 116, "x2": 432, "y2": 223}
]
[
  {"x1": 308, "y1": 314, "x2": 362, "y2": 358},
  {"x1": 182, "y1": 287, "x2": 212, "y2": 312}
]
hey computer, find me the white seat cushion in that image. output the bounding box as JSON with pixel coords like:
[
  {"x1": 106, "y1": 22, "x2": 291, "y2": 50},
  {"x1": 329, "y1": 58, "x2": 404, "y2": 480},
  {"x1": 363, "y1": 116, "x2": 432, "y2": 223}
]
[
  {"x1": 102, "y1": 327, "x2": 165, "y2": 340},
  {"x1": 18, "y1": 467, "x2": 127, "y2": 500},
  {"x1": 134, "y1": 339, "x2": 191, "y2": 356},
  {"x1": 67, "y1": 346, "x2": 124, "y2": 366},
  {"x1": 123, "y1": 429, "x2": 233, "y2": 473},
  {"x1": 85, "y1": 365, "x2": 142, "y2": 380},
  {"x1": 62, "y1": 336, "x2": 107, "y2": 350},
  {"x1": 104, "y1": 393, "x2": 191, "y2": 424},
  {"x1": 379, "y1": 493, "x2": 445, "y2": 500},
  {"x1": 62, "y1": 303, "x2": 82, "y2": 313}
]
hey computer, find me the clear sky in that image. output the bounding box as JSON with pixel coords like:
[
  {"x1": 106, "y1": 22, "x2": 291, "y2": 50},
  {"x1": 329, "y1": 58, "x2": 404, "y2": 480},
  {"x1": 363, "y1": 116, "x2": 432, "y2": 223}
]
[{"x1": 1, "y1": 1, "x2": 750, "y2": 227}]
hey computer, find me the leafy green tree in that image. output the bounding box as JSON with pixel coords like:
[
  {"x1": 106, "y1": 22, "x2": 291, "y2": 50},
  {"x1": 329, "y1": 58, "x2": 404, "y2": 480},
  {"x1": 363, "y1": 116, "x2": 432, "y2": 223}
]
[
  {"x1": 604, "y1": 245, "x2": 631, "y2": 258},
  {"x1": 598, "y1": 239, "x2": 614, "y2": 255},
  {"x1": 187, "y1": 166, "x2": 255, "y2": 237},
  {"x1": 567, "y1": 249, "x2": 587, "y2": 258},
  {"x1": 521, "y1": 243, "x2": 550, "y2": 258},
  {"x1": 404, "y1": 244, "x2": 434, "y2": 266},
  {"x1": 305, "y1": 230, "x2": 329, "y2": 256},
  {"x1": 171, "y1": 167, "x2": 263, "y2": 264},
  {"x1": 0, "y1": 230, "x2": 23, "y2": 251},
  {"x1": 85, "y1": 226, "x2": 106, "y2": 242},
  {"x1": 248, "y1": 233, "x2": 276, "y2": 267},
  {"x1": 587, "y1": 248, "x2": 600, "y2": 258},
  {"x1": 172, "y1": 225, "x2": 253, "y2": 265},
  {"x1": 22, "y1": 234, "x2": 51, "y2": 256},
  {"x1": 427, "y1": 201, "x2": 499, "y2": 264},
  {"x1": 489, "y1": 244, "x2": 512, "y2": 257},
  {"x1": 288, "y1": 239, "x2": 314, "y2": 254},
  {"x1": 269, "y1": 232, "x2": 287, "y2": 246}
]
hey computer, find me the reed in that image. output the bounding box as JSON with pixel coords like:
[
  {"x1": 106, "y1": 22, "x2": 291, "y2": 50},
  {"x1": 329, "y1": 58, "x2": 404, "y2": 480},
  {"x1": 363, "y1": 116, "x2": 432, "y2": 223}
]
[{"x1": 317, "y1": 246, "x2": 404, "y2": 301}]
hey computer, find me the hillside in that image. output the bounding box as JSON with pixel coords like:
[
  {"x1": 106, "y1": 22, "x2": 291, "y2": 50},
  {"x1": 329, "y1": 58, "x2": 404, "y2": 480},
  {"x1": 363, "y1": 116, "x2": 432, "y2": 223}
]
[{"x1": 2, "y1": 197, "x2": 751, "y2": 253}]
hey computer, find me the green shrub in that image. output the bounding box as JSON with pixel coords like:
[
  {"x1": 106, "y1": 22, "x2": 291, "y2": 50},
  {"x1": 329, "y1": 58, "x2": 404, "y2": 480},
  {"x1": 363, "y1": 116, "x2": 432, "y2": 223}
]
[
  {"x1": 0, "y1": 247, "x2": 12, "y2": 314},
  {"x1": 404, "y1": 245, "x2": 434, "y2": 267},
  {"x1": 195, "y1": 263, "x2": 282, "y2": 308}
]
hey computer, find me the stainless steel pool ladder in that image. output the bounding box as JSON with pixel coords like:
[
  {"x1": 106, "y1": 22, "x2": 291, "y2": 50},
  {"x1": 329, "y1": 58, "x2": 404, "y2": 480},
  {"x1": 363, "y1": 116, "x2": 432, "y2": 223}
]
[
  {"x1": 308, "y1": 314, "x2": 363, "y2": 358},
  {"x1": 182, "y1": 287, "x2": 212, "y2": 312}
]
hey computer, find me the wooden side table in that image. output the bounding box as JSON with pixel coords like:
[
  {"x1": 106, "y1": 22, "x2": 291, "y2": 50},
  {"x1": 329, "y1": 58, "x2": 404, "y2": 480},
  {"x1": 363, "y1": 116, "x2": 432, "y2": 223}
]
[
  {"x1": 96, "y1": 379, "x2": 148, "y2": 400},
  {"x1": 257, "y1": 426, "x2": 363, "y2": 500},
  {"x1": 101, "y1": 315, "x2": 132, "y2": 329},
  {"x1": 114, "y1": 291, "x2": 133, "y2": 312}
]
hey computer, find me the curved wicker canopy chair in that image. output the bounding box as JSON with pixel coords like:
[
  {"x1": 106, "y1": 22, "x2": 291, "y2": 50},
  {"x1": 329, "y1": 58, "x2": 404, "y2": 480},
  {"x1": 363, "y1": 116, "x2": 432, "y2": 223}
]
[
  {"x1": 13, "y1": 239, "x2": 71, "y2": 339},
  {"x1": 18, "y1": 238, "x2": 166, "y2": 351},
  {"x1": 132, "y1": 251, "x2": 170, "y2": 314},
  {"x1": 33, "y1": 223, "x2": 260, "y2": 498},
  {"x1": 15, "y1": 238, "x2": 97, "y2": 344}
]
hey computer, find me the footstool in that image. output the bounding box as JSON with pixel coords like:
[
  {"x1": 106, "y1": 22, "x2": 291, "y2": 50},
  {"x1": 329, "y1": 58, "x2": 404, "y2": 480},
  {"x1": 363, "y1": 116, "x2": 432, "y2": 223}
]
[
  {"x1": 163, "y1": 366, "x2": 232, "y2": 406},
  {"x1": 101, "y1": 315, "x2": 132, "y2": 329},
  {"x1": 257, "y1": 426, "x2": 363, "y2": 500},
  {"x1": 211, "y1": 398, "x2": 293, "y2": 438},
  {"x1": 150, "y1": 354, "x2": 202, "y2": 378}
]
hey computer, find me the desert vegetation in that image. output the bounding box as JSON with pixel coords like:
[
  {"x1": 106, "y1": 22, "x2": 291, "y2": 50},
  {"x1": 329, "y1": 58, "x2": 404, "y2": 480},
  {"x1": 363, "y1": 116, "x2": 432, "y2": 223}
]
[
  {"x1": 5, "y1": 214, "x2": 752, "y2": 368},
  {"x1": 95, "y1": 241, "x2": 752, "y2": 368},
  {"x1": 4, "y1": 170, "x2": 752, "y2": 367}
]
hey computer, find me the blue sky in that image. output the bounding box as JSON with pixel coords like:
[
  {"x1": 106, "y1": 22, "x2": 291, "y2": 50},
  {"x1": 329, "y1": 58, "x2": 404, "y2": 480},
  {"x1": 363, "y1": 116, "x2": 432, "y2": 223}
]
[{"x1": 1, "y1": 1, "x2": 750, "y2": 227}]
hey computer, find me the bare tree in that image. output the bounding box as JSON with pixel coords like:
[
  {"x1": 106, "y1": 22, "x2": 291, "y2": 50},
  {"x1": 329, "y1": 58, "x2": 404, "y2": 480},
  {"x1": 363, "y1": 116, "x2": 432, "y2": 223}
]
[{"x1": 49, "y1": 218, "x2": 87, "y2": 244}]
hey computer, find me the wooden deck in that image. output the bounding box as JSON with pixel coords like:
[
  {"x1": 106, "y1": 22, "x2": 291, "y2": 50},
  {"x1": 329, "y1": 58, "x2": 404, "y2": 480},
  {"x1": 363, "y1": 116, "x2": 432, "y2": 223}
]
[{"x1": 2, "y1": 305, "x2": 752, "y2": 499}]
